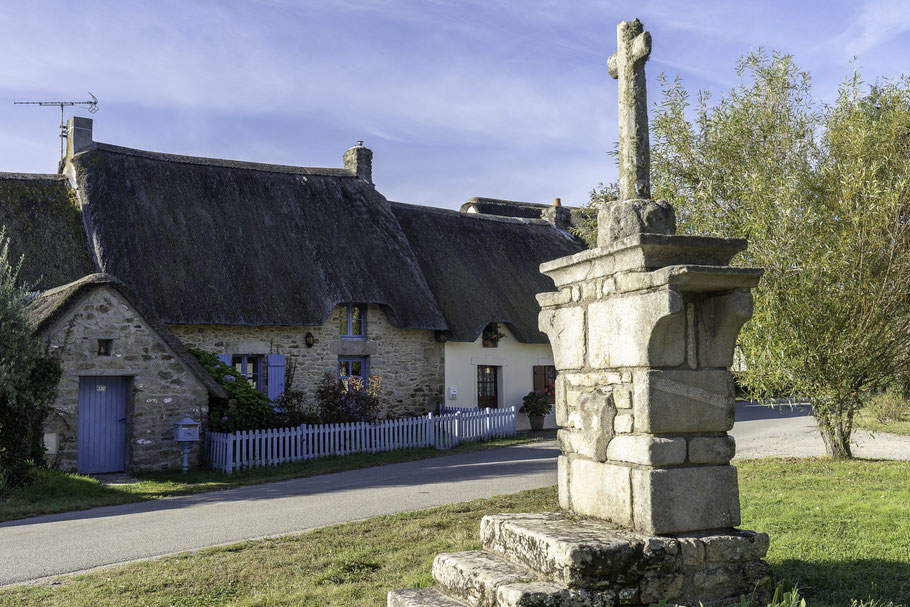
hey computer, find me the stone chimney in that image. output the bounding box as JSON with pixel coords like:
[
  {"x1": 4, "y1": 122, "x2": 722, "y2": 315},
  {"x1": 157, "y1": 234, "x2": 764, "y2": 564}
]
[
  {"x1": 66, "y1": 116, "x2": 94, "y2": 161},
  {"x1": 541, "y1": 197, "x2": 571, "y2": 230},
  {"x1": 343, "y1": 141, "x2": 372, "y2": 184}
]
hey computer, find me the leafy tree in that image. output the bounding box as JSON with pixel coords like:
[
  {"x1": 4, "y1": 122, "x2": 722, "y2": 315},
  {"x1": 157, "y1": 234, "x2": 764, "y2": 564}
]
[
  {"x1": 577, "y1": 52, "x2": 910, "y2": 458},
  {"x1": 0, "y1": 228, "x2": 61, "y2": 491}
]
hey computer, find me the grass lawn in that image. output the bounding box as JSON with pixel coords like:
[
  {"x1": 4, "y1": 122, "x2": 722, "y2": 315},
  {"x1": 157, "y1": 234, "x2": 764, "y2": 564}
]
[
  {"x1": 1, "y1": 457, "x2": 907, "y2": 606},
  {"x1": 0, "y1": 431, "x2": 553, "y2": 523},
  {"x1": 856, "y1": 409, "x2": 910, "y2": 437}
]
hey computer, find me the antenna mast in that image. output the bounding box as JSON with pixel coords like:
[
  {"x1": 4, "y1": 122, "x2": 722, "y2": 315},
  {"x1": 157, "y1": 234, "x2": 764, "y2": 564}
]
[{"x1": 14, "y1": 92, "x2": 99, "y2": 159}]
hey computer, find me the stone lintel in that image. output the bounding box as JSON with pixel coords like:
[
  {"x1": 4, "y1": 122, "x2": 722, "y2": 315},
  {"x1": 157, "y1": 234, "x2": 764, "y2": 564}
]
[{"x1": 540, "y1": 234, "x2": 748, "y2": 288}]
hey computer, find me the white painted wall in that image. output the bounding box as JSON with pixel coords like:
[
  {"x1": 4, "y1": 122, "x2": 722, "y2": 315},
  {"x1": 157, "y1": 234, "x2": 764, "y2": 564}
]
[{"x1": 443, "y1": 325, "x2": 557, "y2": 430}]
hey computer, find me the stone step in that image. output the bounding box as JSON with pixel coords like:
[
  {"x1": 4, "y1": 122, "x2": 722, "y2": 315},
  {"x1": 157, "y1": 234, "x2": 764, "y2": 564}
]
[
  {"x1": 388, "y1": 587, "x2": 469, "y2": 607},
  {"x1": 432, "y1": 549, "x2": 619, "y2": 607},
  {"x1": 480, "y1": 512, "x2": 677, "y2": 589},
  {"x1": 433, "y1": 550, "x2": 535, "y2": 607}
]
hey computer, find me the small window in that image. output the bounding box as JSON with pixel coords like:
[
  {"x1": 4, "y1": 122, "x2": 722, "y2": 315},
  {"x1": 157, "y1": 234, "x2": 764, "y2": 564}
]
[
  {"x1": 340, "y1": 303, "x2": 366, "y2": 339},
  {"x1": 232, "y1": 355, "x2": 263, "y2": 391},
  {"x1": 97, "y1": 339, "x2": 113, "y2": 356},
  {"x1": 533, "y1": 365, "x2": 557, "y2": 405},
  {"x1": 339, "y1": 356, "x2": 368, "y2": 389}
]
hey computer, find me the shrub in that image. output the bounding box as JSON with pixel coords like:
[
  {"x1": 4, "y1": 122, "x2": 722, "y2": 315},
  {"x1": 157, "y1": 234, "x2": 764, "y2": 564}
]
[
  {"x1": 315, "y1": 373, "x2": 382, "y2": 423},
  {"x1": 273, "y1": 357, "x2": 320, "y2": 426},
  {"x1": 0, "y1": 229, "x2": 62, "y2": 493},
  {"x1": 189, "y1": 348, "x2": 276, "y2": 433}
]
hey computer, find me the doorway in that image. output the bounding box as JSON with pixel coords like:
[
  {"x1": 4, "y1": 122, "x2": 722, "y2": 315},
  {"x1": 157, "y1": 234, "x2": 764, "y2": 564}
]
[
  {"x1": 77, "y1": 376, "x2": 129, "y2": 473},
  {"x1": 477, "y1": 365, "x2": 499, "y2": 408}
]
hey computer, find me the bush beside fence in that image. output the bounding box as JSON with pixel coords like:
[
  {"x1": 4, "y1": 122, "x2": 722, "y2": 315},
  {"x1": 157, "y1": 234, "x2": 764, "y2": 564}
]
[{"x1": 206, "y1": 407, "x2": 516, "y2": 474}]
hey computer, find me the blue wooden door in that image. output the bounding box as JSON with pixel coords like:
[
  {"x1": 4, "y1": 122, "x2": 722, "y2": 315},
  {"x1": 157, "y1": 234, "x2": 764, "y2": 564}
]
[{"x1": 78, "y1": 376, "x2": 128, "y2": 473}]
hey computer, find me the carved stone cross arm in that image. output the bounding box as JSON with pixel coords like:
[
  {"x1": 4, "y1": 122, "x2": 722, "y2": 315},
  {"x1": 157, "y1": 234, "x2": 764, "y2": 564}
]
[{"x1": 608, "y1": 19, "x2": 652, "y2": 201}]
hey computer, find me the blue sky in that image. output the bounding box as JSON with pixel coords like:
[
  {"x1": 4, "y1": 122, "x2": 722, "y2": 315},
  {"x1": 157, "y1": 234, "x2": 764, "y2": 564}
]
[{"x1": 1, "y1": 1, "x2": 909, "y2": 210}]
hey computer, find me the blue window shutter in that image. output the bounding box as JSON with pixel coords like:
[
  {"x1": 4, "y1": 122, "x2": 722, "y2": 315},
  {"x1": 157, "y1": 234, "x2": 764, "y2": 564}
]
[
  {"x1": 267, "y1": 354, "x2": 285, "y2": 403},
  {"x1": 217, "y1": 354, "x2": 231, "y2": 366}
]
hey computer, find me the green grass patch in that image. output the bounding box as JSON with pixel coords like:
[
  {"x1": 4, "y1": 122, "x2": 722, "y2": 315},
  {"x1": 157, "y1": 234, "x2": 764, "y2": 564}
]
[
  {"x1": 1, "y1": 457, "x2": 908, "y2": 606},
  {"x1": 0, "y1": 431, "x2": 553, "y2": 523},
  {"x1": 855, "y1": 389, "x2": 910, "y2": 437}
]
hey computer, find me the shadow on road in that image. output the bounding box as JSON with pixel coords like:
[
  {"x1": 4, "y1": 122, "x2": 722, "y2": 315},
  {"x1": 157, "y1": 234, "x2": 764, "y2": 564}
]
[
  {"x1": 735, "y1": 400, "x2": 813, "y2": 422},
  {"x1": 0, "y1": 442, "x2": 560, "y2": 529}
]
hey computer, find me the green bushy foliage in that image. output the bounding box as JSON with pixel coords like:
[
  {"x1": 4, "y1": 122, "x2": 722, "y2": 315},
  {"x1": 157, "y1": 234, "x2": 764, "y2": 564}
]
[
  {"x1": 189, "y1": 348, "x2": 276, "y2": 433},
  {"x1": 0, "y1": 228, "x2": 61, "y2": 493},
  {"x1": 315, "y1": 373, "x2": 382, "y2": 423}
]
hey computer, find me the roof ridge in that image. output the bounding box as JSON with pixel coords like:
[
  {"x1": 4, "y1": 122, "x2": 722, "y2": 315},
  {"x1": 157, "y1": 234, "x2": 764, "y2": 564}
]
[
  {"x1": 88, "y1": 143, "x2": 357, "y2": 178},
  {"x1": 0, "y1": 172, "x2": 67, "y2": 181},
  {"x1": 390, "y1": 201, "x2": 554, "y2": 227}
]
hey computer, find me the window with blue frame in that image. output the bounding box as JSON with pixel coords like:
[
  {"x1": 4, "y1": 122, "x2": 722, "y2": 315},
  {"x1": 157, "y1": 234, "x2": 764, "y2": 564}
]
[
  {"x1": 339, "y1": 303, "x2": 366, "y2": 339},
  {"x1": 219, "y1": 353, "x2": 286, "y2": 404},
  {"x1": 338, "y1": 356, "x2": 368, "y2": 384},
  {"x1": 232, "y1": 355, "x2": 262, "y2": 390}
]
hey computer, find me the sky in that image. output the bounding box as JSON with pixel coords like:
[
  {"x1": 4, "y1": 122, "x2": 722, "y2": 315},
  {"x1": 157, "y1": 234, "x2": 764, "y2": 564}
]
[{"x1": 1, "y1": 0, "x2": 909, "y2": 210}]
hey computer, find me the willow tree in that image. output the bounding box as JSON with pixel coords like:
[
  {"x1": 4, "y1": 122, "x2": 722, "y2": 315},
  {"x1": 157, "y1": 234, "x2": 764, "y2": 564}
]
[{"x1": 641, "y1": 52, "x2": 910, "y2": 458}]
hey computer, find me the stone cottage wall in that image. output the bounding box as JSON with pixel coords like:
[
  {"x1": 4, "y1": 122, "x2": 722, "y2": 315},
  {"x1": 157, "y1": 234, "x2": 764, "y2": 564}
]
[
  {"x1": 170, "y1": 304, "x2": 445, "y2": 419},
  {"x1": 42, "y1": 286, "x2": 210, "y2": 472}
]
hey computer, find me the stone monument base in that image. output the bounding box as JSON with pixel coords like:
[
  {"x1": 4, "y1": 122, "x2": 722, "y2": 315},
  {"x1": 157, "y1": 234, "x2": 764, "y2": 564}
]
[{"x1": 388, "y1": 513, "x2": 771, "y2": 607}]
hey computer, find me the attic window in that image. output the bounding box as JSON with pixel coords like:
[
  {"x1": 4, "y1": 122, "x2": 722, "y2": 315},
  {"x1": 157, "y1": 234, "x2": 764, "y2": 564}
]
[
  {"x1": 482, "y1": 323, "x2": 506, "y2": 348},
  {"x1": 340, "y1": 304, "x2": 366, "y2": 340},
  {"x1": 97, "y1": 339, "x2": 113, "y2": 356}
]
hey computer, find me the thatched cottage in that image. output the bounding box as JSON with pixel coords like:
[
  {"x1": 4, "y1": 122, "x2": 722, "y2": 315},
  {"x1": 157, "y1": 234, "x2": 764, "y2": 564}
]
[{"x1": 0, "y1": 117, "x2": 583, "y2": 473}]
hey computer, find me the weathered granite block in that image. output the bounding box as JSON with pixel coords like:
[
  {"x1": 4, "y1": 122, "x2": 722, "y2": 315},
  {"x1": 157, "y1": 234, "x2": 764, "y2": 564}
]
[
  {"x1": 697, "y1": 290, "x2": 754, "y2": 368},
  {"x1": 631, "y1": 466, "x2": 741, "y2": 535},
  {"x1": 606, "y1": 435, "x2": 686, "y2": 466},
  {"x1": 559, "y1": 456, "x2": 632, "y2": 524},
  {"x1": 559, "y1": 389, "x2": 616, "y2": 460},
  {"x1": 688, "y1": 436, "x2": 736, "y2": 465},
  {"x1": 631, "y1": 369, "x2": 735, "y2": 434},
  {"x1": 587, "y1": 289, "x2": 684, "y2": 368},
  {"x1": 538, "y1": 307, "x2": 586, "y2": 370},
  {"x1": 433, "y1": 550, "x2": 531, "y2": 607},
  {"x1": 387, "y1": 588, "x2": 466, "y2": 607}
]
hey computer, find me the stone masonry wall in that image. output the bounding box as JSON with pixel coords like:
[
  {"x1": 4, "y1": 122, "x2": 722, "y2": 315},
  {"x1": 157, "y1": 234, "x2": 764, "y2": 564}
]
[
  {"x1": 42, "y1": 286, "x2": 210, "y2": 472},
  {"x1": 170, "y1": 304, "x2": 445, "y2": 419}
]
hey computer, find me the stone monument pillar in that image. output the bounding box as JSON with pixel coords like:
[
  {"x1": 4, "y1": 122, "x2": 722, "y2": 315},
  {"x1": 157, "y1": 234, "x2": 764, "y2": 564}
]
[{"x1": 389, "y1": 19, "x2": 771, "y2": 607}]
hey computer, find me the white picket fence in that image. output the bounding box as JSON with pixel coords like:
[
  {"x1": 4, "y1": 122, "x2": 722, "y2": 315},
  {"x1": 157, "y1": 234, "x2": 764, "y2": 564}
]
[{"x1": 206, "y1": 407, "x2": 516, "y2": 474}]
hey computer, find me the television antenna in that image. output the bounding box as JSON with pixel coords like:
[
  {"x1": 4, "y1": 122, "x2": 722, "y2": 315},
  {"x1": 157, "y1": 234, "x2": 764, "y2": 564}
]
[{"x1": 14, "y1": 92, "x2": 99, "y2": 158}]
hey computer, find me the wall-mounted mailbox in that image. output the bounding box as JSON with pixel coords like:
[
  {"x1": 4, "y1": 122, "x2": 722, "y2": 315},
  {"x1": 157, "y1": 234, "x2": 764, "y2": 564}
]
[{"x1": 174, "y1": 416, "x2": 200, "y2": 442}]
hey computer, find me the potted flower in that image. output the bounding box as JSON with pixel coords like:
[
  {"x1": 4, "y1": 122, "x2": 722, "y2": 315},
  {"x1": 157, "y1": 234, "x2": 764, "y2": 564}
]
[
  {"x1": 482, "y1": 323, "x2": 507, "y2": 348},
  {"x1": 520, "y1": 390, "x2": 552, "y2": 431}
]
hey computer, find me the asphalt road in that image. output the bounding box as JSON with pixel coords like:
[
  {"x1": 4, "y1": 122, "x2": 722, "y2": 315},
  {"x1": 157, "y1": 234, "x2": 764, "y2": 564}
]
[
  {"x1": 4, "y1": 402, "x2": 908, "y2": 587},
  {"x1": 0, "y1": 441, "x2": 559, "y2": 586}
]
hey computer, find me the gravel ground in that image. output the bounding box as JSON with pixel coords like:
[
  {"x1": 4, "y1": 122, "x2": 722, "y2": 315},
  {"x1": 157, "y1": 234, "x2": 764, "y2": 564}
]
[{"x1": 731, "y1": 401, "x2": 910, "y2": 460}]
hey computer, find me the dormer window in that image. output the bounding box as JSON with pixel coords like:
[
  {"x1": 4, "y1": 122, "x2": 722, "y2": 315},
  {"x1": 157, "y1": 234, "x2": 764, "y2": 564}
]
[{"x1": 340, "y1": 303, "x2": 366, "y2": 340}]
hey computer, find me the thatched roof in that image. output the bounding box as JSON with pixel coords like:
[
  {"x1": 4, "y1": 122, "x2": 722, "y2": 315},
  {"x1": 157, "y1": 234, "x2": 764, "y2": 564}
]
[
  {"x1": 27, "y1": 273, "x2": 226, "y2": 398},
  {"x1": 391, "y1": 202, "x2": 585, "y2": 343},
  {"x1": 0, "y1": 173, "x2": 95, "y2": 290},
  {"x1": 69, "y1": 144, "x2": 447, "y2": 330}
]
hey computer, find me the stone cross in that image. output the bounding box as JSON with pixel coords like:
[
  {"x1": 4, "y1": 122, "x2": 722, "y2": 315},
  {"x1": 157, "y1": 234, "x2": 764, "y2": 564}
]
[{"x1": 608, "y1": 18, "x2": 652, "y2": 201}]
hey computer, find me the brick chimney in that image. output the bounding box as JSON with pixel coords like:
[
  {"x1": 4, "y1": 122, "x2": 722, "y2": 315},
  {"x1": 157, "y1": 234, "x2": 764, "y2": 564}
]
[
  {"x1": 343, "y1": 141, "x2": 373, "y2": 185},
  {"x1": 66, "y1": 116, "x2": 94, "y2": 161}
]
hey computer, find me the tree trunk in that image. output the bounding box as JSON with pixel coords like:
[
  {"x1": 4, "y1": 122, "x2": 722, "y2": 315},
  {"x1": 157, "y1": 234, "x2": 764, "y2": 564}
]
[{"x1": 817, "y1": 423, "x2": 852, "y2": 458}]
